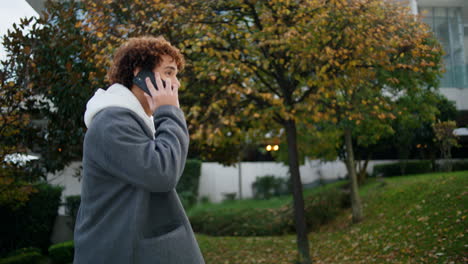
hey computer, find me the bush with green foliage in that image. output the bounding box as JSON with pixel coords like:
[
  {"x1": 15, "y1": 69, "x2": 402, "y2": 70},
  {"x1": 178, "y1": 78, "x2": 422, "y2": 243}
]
[
  {"x1": 435, "y1": 159, "x2": 468, "y2": 172},
  {"x1": 222, "y1": 192, "x2": 237, "y2": 201},
  {"x1": 189, "y1": 184, "x2": 348, "y2": 236},
  {"x1": 176, "y1": 159, "x2": 202, "y2": 210},
  {"x1": 373, "y1": 160, "x2": 468, "y2": 177},
  {"x1": 0, "y1": 252, "x2": 42, "y2": 264},
  {"x1": 48, "y1": 241, "x2": 74, "y2": 264},
  {"x1": 5, "y1": 248, "x2": 41, "y2": 258},
  {"x1": 0, "y1": 183, "x2": 63, "y2": 256},
  {"x1": 191, "y1": 206, "x2": 289, "y2": 236},
  {"x1": 372, "y1": 160, "x2": 433, "y2": 177},
  {"x1": 65, "y1": 195, "x2": 81, "y2": 230},
  {"x1": 451, "y1": 160, "x2": 468, "y2": 171},
  {"x1": 251, "y1": 175, "x2": 290, "y2": 199},
  {"x1": 0, "y1": 247, "x2": 43, "y2": 264}
]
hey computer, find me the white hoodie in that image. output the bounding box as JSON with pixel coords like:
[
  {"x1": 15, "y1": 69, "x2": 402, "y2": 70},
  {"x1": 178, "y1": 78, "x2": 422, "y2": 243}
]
[{"x1": 84, "y1": 83, "x2": 156, "y2": 139}]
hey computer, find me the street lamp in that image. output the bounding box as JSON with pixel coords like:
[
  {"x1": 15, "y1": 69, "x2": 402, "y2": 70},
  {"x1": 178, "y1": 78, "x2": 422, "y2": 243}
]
[{"x1": 266, "y1": 145, "x2": 279, "y2": 151}]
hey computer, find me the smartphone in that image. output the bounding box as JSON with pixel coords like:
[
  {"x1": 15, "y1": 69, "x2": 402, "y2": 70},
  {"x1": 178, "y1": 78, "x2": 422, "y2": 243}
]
[{"x1": 132, "y1": 70, "x2": 166, "y2": 97}]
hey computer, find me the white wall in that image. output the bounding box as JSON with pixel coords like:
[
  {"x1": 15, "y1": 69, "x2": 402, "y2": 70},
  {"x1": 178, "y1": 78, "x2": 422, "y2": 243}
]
[
  {"x1": 46, "y1": 161, "x2": 82, "y2": 215},
  {"x1": 198, "y1": 159, "x2": 400, "y2": 203}
]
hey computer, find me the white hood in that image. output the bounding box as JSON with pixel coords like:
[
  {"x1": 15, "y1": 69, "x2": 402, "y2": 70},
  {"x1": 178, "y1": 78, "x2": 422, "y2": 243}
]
[{"x1": 84, "y1": 83, "x2": 155, "y2": 139}]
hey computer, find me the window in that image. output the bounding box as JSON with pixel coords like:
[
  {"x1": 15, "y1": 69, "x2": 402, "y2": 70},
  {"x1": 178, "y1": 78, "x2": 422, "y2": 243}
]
[{"x1": 419, "y1": 6, "x2": 468, "y2": 88}]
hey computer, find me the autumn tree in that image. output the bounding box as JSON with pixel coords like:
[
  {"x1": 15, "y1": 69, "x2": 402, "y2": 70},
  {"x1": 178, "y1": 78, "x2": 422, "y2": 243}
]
[
  {"x1": 0, "y1": 0, "x2": 107, "y2": 174},
  {"x1": 0, "y1": 16, "x2": 42, "y2": 208},
  {"x1": 348, "y1": 90, "x2": 440, "y2": 181},
  {"x1": 184, "y1": 0, "x2": 443, "y2": 261},
  {"x1": 285, "y1": 0, "x2": 443, "y2": 224}
]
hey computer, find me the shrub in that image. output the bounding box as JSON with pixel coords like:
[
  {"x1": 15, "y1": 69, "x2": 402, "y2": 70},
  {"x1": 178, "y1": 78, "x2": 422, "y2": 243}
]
[
  {"x1": 281, "y1": 187, "x2": 349, "y2": 233},
  {"x1": 189, "y1": 183, "x2": 348, "y2": 236},
  {"x1": 64, "y1": 195, "x2": 81, "y2": 230},
  {"x1": 305, "y1": 188, "x2": 347, "y2": 228},
  {"x1": 0, "y1": 183, "x2": 63, "y2": 256},
  {"x1": 0, "y1": 252, "x2": 42, "y2": 264},
  {"x1": 190, "y1": 206, "x2": 289, "y2": 236},
  {"x1": 48, "y1": 241, "x2": 74, "y2": 264},
  {"x1": 373, "y1": 160, "x2": 433, "y2": 177},
  {"x1": 438, "y1": 160, "x2": 468, "y2": 172},
  {"x1": 176, "y1": 159, "x2": 202, "y2": 210},
  {"x1": 0, "y1": 248, "x2": 43, "y2": 264},
  {"x1": 199, "y1": 196, "x2": 210, "y2": 204},
  {"x1": 221, "y1": 192, "x2": 237, "y2": 202},
  {"x1": 251, "y1": 175, "x2": 290, "y2": 199},
  {"x1": 5, "y1": 248, "x2": 41, "y2": 258}
]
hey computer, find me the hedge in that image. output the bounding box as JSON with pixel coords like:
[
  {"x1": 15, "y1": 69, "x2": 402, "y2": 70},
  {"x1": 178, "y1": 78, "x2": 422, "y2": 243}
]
[
  {"x1": 0, "y1": 247, "x2": 43, "y2": 264},
  {"x1": 48, "y1": 241, "x2": 74, "y2": 264},
  {"x1": 65, "y1": 195, "x2": 81, "y2": 230},
  {"x1": 252, "y1": 175, "x2": 291, "y2": 199},
  {"x1": 189, "y1": 184, "x2": 349, "y2": 236},
  {"x1": 0, "y1": 183, "x2": 63, "y2": 256},
  {"x1": 440, "y1": 160, "x2": 468, "y2": 171},
  {"x1": 176, "y1": 159, "x2": 202, "y2": 210},
  {"x1": 373, "y1": 160, "x2": 468, "y2": 177},
  {"x1": 0, "y1": 252, "x2": 42, "y2": 264},
  {"x1": 372, "y1": 160, "x2": 433, "y2": 177}
]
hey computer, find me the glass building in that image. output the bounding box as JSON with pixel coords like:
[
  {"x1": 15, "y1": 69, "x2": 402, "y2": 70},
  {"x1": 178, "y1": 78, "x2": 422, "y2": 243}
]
[
  {"x1": 414, "y1": 1, "x2": 468, "y2": 145},
  {"x1": 419, "y1": 5, "x2": 467, "y2": 89}
]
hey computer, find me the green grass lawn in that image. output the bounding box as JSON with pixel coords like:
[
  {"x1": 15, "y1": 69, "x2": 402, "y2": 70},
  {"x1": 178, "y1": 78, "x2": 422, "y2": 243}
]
[{"x1": 192, "y1": 171, "x2": 468, "y2": 264}]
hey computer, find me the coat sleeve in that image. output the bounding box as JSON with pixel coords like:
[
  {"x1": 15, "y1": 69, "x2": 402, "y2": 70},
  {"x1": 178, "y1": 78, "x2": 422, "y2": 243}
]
[{"x1": 91, "y1": 105, "x2": 189, "y2": 193}]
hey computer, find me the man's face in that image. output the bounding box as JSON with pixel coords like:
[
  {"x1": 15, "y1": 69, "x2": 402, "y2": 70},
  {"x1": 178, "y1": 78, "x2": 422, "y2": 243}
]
[{"x1": 154, "y1": 54, "x2": 179, "y2": 85}]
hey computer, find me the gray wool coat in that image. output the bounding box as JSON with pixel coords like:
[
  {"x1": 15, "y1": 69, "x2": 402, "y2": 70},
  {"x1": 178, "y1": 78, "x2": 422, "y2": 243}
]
[{"x1": 73, "y1": 105, "x2": 205, "y2": 264}]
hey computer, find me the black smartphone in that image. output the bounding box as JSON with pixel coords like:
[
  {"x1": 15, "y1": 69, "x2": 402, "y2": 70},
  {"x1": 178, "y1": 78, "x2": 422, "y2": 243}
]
[{"x1": 132, "y1": 70, "x2": 166, "y2": 97}]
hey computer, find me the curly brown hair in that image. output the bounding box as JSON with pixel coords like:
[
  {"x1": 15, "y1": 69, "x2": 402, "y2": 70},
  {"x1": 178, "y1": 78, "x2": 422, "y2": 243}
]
[{"x1": 107, "y1": 36, "x2": 185, "y2": 89}]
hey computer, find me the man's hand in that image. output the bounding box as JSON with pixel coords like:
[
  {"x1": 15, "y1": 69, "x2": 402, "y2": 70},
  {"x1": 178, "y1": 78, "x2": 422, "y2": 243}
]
[{"x1": 144, "y1": 72, "x2": 180, "y2": 113}]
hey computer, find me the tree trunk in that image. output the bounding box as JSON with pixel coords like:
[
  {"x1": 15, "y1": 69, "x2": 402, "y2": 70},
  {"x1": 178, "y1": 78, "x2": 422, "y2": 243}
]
[
  {"x1": 445, "y1": 145, "x2": 453, "y2": 172},
  {"x1": 284, "y1": 119, "x2": 311, "y2": 264},
  {"x1": 344, "y1": 128, "x2": 364, "y2": 223},
  {"x1": 429, "y1": 150, "x2": 437, "y2": 172},
  {"x1": 357, "y1": 157, "x2": 370, "y2": 185}
]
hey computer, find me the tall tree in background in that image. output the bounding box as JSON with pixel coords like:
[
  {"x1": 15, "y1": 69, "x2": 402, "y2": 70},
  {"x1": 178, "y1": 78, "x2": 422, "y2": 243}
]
[
  {"x1": 1, "y1": 0, "x2": 107, "y2": 174},
  {"x1": 391, "y1": 91, "x2": 439, "y2": 175},
  {"x1": 0, "y1": 17, "x2": 38, "y2": 208},
  {"x1": 286, "y1": 0, "x2": 443, "y2": 223},
  {"x1": 189, "y1": 0, "x2": 443, "y2": 246},
  {"x1": 26, "y1": 0, "x2": 107, "y2": 173}
]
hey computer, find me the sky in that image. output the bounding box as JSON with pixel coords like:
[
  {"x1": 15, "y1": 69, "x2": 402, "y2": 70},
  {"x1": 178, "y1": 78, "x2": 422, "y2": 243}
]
[{"x1": 0, "y1": 0, "x2": 38, "y2": 61}]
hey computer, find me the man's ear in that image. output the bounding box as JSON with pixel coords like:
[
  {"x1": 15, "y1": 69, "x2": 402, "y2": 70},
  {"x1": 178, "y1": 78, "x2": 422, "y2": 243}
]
[{"x1": 133, "y1": 67, "x2": 142, "y2": 77}]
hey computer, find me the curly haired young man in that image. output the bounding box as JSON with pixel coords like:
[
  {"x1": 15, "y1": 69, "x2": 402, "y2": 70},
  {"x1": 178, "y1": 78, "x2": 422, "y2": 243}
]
[{"x1": 73, "y1": 36, "x2": 205, "y2": 264}]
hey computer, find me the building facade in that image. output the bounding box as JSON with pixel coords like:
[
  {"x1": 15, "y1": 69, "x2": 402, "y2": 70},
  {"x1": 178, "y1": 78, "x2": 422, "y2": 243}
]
[{"x1": 416, "y1": 0, "x2": 468, "y2": 116}]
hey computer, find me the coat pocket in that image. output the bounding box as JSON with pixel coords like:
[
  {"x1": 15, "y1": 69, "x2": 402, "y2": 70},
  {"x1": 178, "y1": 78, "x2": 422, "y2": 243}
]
[{"x1": 135, "y1": 224, "x2": 200, "y2": 264}]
